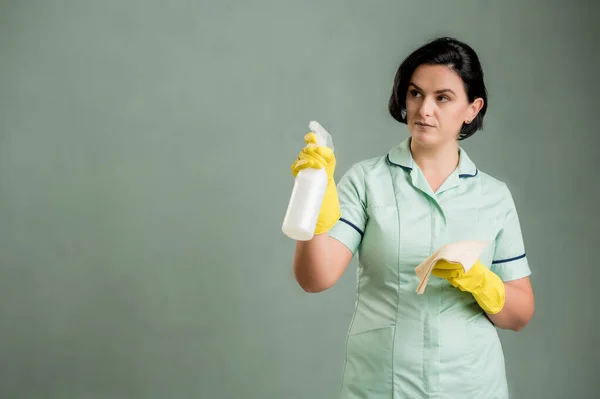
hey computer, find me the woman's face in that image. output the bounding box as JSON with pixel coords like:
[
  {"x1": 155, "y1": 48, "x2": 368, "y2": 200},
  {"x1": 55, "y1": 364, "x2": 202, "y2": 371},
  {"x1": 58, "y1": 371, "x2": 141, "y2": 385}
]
[{"x1": 405, "y1": 64, "x2": 483, "y2": 148}]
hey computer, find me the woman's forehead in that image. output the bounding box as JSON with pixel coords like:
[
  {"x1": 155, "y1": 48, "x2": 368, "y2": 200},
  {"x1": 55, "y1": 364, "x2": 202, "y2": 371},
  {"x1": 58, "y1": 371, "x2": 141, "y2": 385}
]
[{"x1": 410, "y1": 64, "x2": 464, "y2": 92}]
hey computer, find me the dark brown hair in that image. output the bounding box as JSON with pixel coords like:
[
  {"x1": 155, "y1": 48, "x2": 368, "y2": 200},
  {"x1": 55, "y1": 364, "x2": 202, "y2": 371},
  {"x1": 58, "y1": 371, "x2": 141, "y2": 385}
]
[{"x1": 388, "y1": 37, "x2": 488, "y2": 140}]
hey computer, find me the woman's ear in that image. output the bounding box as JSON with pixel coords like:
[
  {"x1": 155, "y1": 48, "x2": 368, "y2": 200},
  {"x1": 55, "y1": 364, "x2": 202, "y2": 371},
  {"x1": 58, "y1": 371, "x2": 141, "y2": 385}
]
[{"x1": 465, "y1": 98, "x2": 484, "y2": 123}]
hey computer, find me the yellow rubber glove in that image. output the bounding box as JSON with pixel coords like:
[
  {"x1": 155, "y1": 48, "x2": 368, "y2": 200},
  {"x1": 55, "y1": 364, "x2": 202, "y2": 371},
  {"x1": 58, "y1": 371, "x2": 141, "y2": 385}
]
[
  {"x1": 432, "y1": 259, "x2": 506, "y2": 314},
  {"x1": 290, "y1": 132, "x2": 341, "y2": 235}
]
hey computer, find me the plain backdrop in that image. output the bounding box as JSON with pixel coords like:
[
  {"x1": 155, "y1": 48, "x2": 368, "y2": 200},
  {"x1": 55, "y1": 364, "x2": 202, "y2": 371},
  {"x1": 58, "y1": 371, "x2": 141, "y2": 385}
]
[{"x1": 0, "y1": 0, "x2": 598, "y2": 398}]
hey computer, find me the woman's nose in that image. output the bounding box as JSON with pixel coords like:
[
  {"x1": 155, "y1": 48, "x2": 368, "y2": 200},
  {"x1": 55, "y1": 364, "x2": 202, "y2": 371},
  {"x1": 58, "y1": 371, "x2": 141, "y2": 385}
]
[{"x1": 419, "y1": 97, "x2": 435, "y2": 117}]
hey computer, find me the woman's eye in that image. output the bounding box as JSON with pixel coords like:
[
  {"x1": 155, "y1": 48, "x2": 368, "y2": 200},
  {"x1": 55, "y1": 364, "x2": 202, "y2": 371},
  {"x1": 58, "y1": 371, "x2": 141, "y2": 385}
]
[
  {"x1": 438, "y1": 95, "x2": 449, "y2": 102},
  {"x1": 409, "y1": 90, "x2": 420, "y2": 97}
]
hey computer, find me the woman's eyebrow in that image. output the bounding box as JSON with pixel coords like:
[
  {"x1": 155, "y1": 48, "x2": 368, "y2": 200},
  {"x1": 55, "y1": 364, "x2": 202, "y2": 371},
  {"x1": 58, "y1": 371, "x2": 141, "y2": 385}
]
[{"x1": 409, "y1": 83, "x2": 456, "y2": 96}]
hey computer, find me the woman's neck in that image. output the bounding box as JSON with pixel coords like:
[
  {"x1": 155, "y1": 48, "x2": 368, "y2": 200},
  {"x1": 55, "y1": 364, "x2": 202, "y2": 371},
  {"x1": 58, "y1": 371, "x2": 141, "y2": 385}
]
[{"x1": 410, "y1": 139, "x2": 460, "y2": 191}]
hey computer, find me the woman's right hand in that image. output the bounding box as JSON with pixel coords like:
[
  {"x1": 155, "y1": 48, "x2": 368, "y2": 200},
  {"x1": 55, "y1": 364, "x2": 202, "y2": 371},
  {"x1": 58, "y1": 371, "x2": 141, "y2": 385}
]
[
  {"x1": 290, "y1": 132, "x2": 341, "y2": 235},
  {"x1": 291, "y1": 132, "x2": 353, "y2": 293}
]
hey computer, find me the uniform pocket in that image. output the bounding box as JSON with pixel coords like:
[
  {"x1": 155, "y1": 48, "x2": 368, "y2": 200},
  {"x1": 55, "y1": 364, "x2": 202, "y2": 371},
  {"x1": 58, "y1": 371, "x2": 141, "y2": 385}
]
[
  {"x1": 464, "y1": 316, "x2": 509, "y2": 397},
  {"x1": 439, "y1": 318, "x2": 475, "y2": 380},
  {"x1": 465, "y1": 316, "x2": 505, "y2": 376},
  {"x1": 341, "y1": 326, "x2": 394, "y2": 398}
]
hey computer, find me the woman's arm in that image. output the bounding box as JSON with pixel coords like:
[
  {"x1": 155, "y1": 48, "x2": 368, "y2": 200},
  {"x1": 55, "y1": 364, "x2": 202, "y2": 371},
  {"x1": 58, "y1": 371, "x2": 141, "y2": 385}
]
[
  {"x1": 432, "y1": 260, "x2": 534, "y2": 330},
  {"x1": 293, "y1": 234, "x2": 354, "y2": 293},
  {"x1": 486, "y1": 276, "x2": 535, "y2": 331}
]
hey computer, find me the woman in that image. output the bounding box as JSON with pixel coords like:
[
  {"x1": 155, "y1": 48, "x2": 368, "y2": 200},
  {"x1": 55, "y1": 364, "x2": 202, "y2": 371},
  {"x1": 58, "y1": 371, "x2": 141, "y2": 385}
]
[{"x1": 291, "y1": 37, "x2": 535, "y2": 398}]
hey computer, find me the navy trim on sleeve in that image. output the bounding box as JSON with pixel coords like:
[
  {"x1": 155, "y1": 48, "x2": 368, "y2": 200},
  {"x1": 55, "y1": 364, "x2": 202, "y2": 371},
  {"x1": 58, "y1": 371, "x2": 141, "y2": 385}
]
[
  {"x1": 492, "y1": 253, "x2": 526, "y2": 264},
  {"x1": 339, "y1": 218, "x2": 364, "y2": 237}
]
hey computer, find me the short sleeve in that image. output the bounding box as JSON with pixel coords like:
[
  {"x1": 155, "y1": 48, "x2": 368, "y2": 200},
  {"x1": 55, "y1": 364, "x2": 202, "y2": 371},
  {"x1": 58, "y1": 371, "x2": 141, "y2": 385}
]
[
  {"x1": 490, "y1": 184, "x2": 532, "y2": 282},
  {"x1": 327, "y1": 163, "x2": 368, "y2": 255}
]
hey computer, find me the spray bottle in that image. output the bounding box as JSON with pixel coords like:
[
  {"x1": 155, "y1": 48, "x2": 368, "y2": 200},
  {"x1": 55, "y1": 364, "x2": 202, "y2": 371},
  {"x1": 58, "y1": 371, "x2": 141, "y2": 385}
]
[{"x1": 282, "y1": 121, "x2": 335, "y2": 241}]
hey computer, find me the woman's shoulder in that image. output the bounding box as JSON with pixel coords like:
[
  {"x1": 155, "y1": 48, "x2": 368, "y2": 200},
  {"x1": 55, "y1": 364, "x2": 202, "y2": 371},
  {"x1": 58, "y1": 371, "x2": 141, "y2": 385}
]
[
  {"x1": 341, "y1": 153, "x2": 389, "y2": 177},
  {"x1": 475, "y1": 169, "x2": 516, "y2": 204}
]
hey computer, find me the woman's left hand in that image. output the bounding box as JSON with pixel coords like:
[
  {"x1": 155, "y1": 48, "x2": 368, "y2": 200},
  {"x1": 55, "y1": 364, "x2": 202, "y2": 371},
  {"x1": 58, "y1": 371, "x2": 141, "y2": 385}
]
[{"x1": 432, "y1": 259, "x2": 505, "y2": 314}]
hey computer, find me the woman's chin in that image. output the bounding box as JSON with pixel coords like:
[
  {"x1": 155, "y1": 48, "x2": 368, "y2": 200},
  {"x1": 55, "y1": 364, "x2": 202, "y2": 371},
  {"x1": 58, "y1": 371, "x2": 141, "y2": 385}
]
[{"x1": 410, "y1": 130, "x2": 438, "y2": 146}]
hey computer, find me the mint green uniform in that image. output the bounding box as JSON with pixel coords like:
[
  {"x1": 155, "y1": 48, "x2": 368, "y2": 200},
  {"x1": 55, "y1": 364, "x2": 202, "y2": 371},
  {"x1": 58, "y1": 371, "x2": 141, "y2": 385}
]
[{"x1": 328, "y1": 138, "x2": 531, "y2": 398}]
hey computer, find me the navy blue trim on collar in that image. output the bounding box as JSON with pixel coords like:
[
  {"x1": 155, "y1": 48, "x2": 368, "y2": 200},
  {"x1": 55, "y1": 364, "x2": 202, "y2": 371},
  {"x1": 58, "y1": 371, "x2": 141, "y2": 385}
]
[
  {"x1": 386, "y1": 153, "x2": 412, "y2": 171},
  {"x1": 386, "y1": 137, "x2": 479, "y2": 180},
  {"x1": 459, "y1": 169, "x2": 479, "y2": 179},
  {"x1": 388, "y1": 153, "x2": 478, "y2": 178}
]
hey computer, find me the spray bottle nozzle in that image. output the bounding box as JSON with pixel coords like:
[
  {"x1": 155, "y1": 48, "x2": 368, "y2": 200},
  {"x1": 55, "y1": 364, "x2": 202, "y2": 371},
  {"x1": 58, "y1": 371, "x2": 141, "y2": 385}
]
[{"x1": 308, "y1": 121, "x2": 335, "y2": 151}]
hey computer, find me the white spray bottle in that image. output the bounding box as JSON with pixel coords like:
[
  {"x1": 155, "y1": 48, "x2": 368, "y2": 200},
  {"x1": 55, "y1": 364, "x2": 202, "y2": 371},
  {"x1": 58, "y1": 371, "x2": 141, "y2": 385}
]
[{"x1": 282, "y1": 121, "x2": 335, "y2": 241}]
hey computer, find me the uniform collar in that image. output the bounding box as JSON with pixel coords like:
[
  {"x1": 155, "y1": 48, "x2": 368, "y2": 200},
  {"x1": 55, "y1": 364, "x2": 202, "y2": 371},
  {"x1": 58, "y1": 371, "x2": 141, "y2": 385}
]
[{"x1": 386, "y1": 137, "x2": 478, "y2": 179}]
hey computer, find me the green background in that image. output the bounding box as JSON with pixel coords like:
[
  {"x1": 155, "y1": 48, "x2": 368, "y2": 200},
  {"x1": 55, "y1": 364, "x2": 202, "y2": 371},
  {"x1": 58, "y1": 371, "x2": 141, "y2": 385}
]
[{"x1": 0, "y1": 1, "x2": 597, "y2": 398}]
